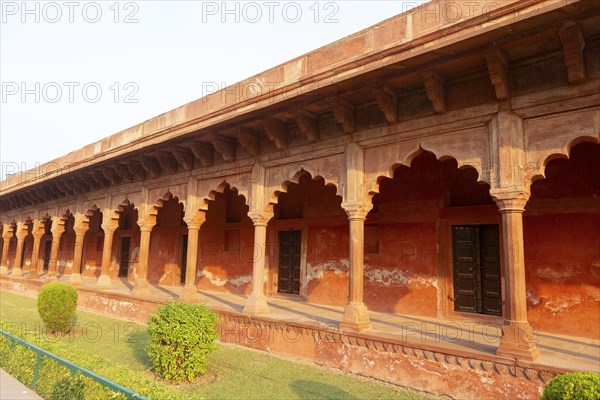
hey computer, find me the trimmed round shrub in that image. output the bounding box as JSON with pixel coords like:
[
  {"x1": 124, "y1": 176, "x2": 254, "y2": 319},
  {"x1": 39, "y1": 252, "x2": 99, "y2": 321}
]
[
  {"x1": 148, "y1": 302, "x2": 219, "y2": 382},
  {"x1": 541, "y1": 372, "x2": 600, "y2": 400},
  {"x1": 37, "y1": 283, "x2": 78, "y2": 334}
]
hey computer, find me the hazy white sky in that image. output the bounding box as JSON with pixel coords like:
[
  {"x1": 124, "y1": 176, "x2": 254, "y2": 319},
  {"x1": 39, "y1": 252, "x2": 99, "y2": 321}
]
[{"x1": 0, "y1": 1, "x2": 425, "y2": 180}]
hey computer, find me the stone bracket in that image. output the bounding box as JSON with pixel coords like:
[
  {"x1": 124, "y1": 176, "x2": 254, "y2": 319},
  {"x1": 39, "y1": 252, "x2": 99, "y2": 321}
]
[
  {"x1": 209, "y1": 133, "x2": 236, "y2": 161},
  {"x1": 484, "y1": 49, "x2": 511, "y2": 100},
  {"x1": 559, "y1": 23, "x2": 586, "y2": 84},
  {"x1": 141, "y1": 156, "x2": 161, "y2": 178},
  {"x1": 192, "y1": 141, "x2": 214, "y2": 167},
  {"x1": 264, "y1": 118, "x2": 288, "y2": 150},
  {"x1": 374, "y1": 86, "x2": 398, "y2": 124},
  {"x1": 332, "y1": 101, "x2": 356, "y2": 134},
  {"x1": 172, "y1": 147, "x2": 195, "y2": 171},
  {"x1": 237, "y1": 127, "x2": 260, "y2": 157},
  {"x1": 295, "y1": 109, "x2": 320, "y2": 142},
  {"x1": 127, "y1": 160, "x2": 147, "y2": 181},
  {"x1": 422, "y1": 69, "x2": 446, "y2": 113},
  {"x1": 157, "y1": 152, "x2": 178, "y2": 175}
]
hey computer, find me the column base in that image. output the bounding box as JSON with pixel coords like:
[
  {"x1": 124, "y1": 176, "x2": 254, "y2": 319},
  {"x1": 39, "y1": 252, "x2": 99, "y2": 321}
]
[
  {"x1": 339, "y1": 302, "x2": 372, "y2": 332},
  {"x1": 180, "y1": 285, "x2": 200, "y2": 302},
  {"x1": 131, "y1": 278, "x2": 151, "y2": 296},
  {"x1": 96, "y1": 274, "x2": 112, "y2": 290},
  {"x1": 46, "y1": 272, "x2": 57, "y2": 282},
  {"x1": 28, "y1": 270, "x2": 40, "y2": 281},
  {"x1": 69, "y1": 273, "x2": 82, "y2": 286},
  {"x1": 496, "y1": 320, "x2": 540, "y2": 362},
  {"x1": 10, "y1": 268, "x2": 22, "y2": 277},
  {"x1": 243, "y1": 294, "x2": 270, "y2": 315},
  {"x1": 0, "y1": 265, "x2": 8, "y2": 275}
]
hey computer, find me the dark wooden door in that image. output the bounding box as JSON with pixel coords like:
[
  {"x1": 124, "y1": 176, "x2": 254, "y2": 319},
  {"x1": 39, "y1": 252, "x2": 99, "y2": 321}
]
[
  {"x1": 118, "y1": 237, "x2": 131, "y2": 277},
  {"x1": 278, "y1": 230, "x2": 301, "y2": 294},
  {"x1": 43, "y1": 240, "x2": 51, "y2": 271},
  {"x1": 452, "y1": 225, "x2": 502, "y2": 316},
  {"x1": 180, "y1": 234, "x2": 188, "y2": 284}
]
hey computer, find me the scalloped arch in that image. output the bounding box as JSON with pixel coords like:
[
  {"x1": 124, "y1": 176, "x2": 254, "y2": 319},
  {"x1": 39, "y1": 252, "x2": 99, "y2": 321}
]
[
  {"x1": 199, "y1": 180, "x2": 248, "y2": 211},
  {"x1": 368, "y1": 148, "x2": 487, "y2": 196},
  {"x1": 529, "y1": 136, "x2": 599, "y2": 184},
  {"x1": 268, "y1": 169, "x2": 341, "y2": 209}
]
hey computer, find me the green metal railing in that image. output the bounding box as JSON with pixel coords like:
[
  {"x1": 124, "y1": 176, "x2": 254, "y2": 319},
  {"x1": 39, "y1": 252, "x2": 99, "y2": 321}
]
[{"x1": 0, "y1": 329, "x2": 147, "y2": 399}]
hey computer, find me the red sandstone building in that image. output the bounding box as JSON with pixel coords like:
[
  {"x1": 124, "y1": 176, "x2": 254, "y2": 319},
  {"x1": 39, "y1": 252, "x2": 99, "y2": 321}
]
[{"x1": 1, "y1": 1, "x2": 599, "y2": 398}]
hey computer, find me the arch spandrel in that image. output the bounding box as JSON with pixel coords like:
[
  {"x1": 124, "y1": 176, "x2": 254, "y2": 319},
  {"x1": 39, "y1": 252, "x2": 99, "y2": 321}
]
[
  {"x1": 148, "y1": 184, "x2": 188, "y2": 211},
  {"x1": 364, "y1": 139, "x2": 421, "y2": 196},
  {"x1": 79, "y1": 197, "x2": 107, "y2": 216},
  {"x1": 196, "y1": 176, "x2": 250, "y2": 212},
  {"x1": 108, "y1": 191, "x2": 141, "y2": 212},
  {"x1": 524, "y1": 107, "x2": 600, "y2": 184},
  {"x1": 264, "y1": 153, "x2": 345, "y2": 207},
  {"x1": 421, "y1": 126, "x2": 491, "y2": 185}
]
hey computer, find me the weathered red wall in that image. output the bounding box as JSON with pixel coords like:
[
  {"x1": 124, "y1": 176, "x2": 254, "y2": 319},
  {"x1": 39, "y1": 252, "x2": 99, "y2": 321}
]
[
  {"x1": 524, "y1": 142, "x2": 600, "y2": 339},
  {"x1": 197, "y1": 189, "x2": 254, "y2": 294}
]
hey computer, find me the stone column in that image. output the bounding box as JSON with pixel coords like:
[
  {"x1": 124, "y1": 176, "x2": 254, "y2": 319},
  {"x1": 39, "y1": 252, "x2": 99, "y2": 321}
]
[
  {"x1": 181, "y1": 213, "x2": 206, "y2": 301},
  {"x1": 243, "y1": 211, "x2": 273, "y2": 315},
  {"x1": 97, "y1": 220, "x2": 118, "y2": 290},
  {"x1": 494, "y1": 192, "x2": 540, "y2": 361},
  {"x1": 69, "y1": 225, "x2": 89, "y2": 286},
  {"x1": 29, "y1": 225, "x2": 44, "y2": 280},
  {"x1": 11, "y1": 223, "x2": 27, "y2": 277},
  {"x1": 47, "y1": 220, "x2": 66, "y2": 282},
  {"x1": 132, "y1": 221, "x2": 156, "y2": 296},
  {"x1": 0, "y1": 224, "x2": 14, "y2": 275},
  {"x1": 339, "y1": 204, "x2": 372, "y2": 331}
]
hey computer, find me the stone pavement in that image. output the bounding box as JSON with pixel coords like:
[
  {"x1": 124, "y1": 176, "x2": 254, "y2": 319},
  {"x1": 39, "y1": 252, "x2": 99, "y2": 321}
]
[
  {"x1": 20, "y1": 272, "x2": 600, "y2": 373},
  {"x1": 0, "y1": 368, "x2": 42, "y2": 400}
]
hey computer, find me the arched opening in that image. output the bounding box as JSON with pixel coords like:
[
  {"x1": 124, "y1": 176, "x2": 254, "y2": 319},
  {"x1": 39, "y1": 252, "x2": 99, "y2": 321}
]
[
  {"x1": 21, "y1": 219, "x2": 34, "y2": 274},
  {"x1": 269, "y1": 172, "x2": 347, "y2": 305},
  {"x1": 111, "y1": 203, "x2": 140, "y2": 283},
  {"x1": 149, "y1": 195, "x2": 186, "y2": 286},
  {"x1": 6, "y1": 222, "x2": 17, "y2": 269},
  {"x1": 371, "y1": 151, "x2": 497, "y2": 318},
  {"x1": 39, "y1": 216, "x2": 53, "y2": 275},
  {"x1": 81, "y1": 208, "x2": 104, "y2": 279},
  {"x1": 197, "y1": 184, "x2": 252, "y2": 294},
  {"x1": 524, "y1": 141, "x2": 600, "y2": 339},
  {"x1": 57, "y1": 213, "x2": 75, "y2": 277}
]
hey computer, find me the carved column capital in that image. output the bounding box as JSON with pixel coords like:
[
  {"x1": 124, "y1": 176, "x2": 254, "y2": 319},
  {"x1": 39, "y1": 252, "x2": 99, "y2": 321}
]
[
  {"x1": 101, "y1": 222, "x2": 119, "y2": 234},
  {"x1": 2, "y1": 225, "x2": 14, "y2": 240},
  {"x1": 184, "y1": 212, "x2": 207, "y2": 230},
  {"x1": 74, "y1": 225, "x2": 90, "y2": 236},
  {"x1": 341, "y1": 202, "x2": 372, "y2": 220},
  {"x1": 490, "y1": 190, "x2": 530, "y2": 212},
  {"x1": 248, "y1": 211, "x2": 273, "y2": 226}
]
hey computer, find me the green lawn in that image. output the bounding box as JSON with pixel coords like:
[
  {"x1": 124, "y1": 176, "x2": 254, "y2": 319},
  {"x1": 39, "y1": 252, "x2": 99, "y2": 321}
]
[{"x1": 0, "y1": 290, "x2": 435, "y2": 400}]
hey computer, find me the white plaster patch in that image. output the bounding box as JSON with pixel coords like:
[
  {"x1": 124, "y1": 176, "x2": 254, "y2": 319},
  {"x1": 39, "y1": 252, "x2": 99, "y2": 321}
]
[
  {"x1": 526, "y1": 289, "x2": 540, "y2": 306},
  {"x1": 199, "y1": 270, "x2": 251, "y2": 287},
  {"x1": 306, "y1": 261, "x2": 347, "y2": 281},
  {"x1": 544, "y1": 294, "x2": 583, "y2": 314},
  {"x1": 364, "y1": 266, "x2": 436, "y2": 288},
  {"x1": 536, "y1": 266, "x2": 577, "y2": 281}
]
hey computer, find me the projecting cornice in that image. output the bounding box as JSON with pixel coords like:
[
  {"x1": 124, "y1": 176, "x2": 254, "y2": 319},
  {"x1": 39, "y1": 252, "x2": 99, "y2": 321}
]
[{"x1": 0, "y1": 0, "x2": 591, "y2": 200}]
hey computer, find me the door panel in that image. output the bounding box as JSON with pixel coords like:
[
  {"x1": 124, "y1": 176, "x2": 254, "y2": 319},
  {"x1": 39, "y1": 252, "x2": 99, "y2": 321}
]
[
  {"x1": 43, "y1": 240, "x2": 51, "y2": 271},
  {"x1": 180, "y1": 234, "x2": 188, "y2": 284},
  {"x1": 118, "y1": 237, "x2": 131, "y2": 277},
  {"x1": 278, "y1": 230, "x2": 301, "y2": 295},
  {"x1": 452, "y1": 225, "x2": 502, "y2": 316}
]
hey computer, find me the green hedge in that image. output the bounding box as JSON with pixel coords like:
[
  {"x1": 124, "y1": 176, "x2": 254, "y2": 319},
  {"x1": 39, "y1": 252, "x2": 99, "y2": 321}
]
[
  {"x1": 37, "y1": 283, "x2": 78, "y2": 334},
  {"x1": 541, "y1": 372, "x2": 600, "y2": 400},
  {"x1": 149, "y1": 302, "x2": 219, "y2": 382},
  {"x1": 0, "y1": 328, "x2": 202, "y2": 400}
]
